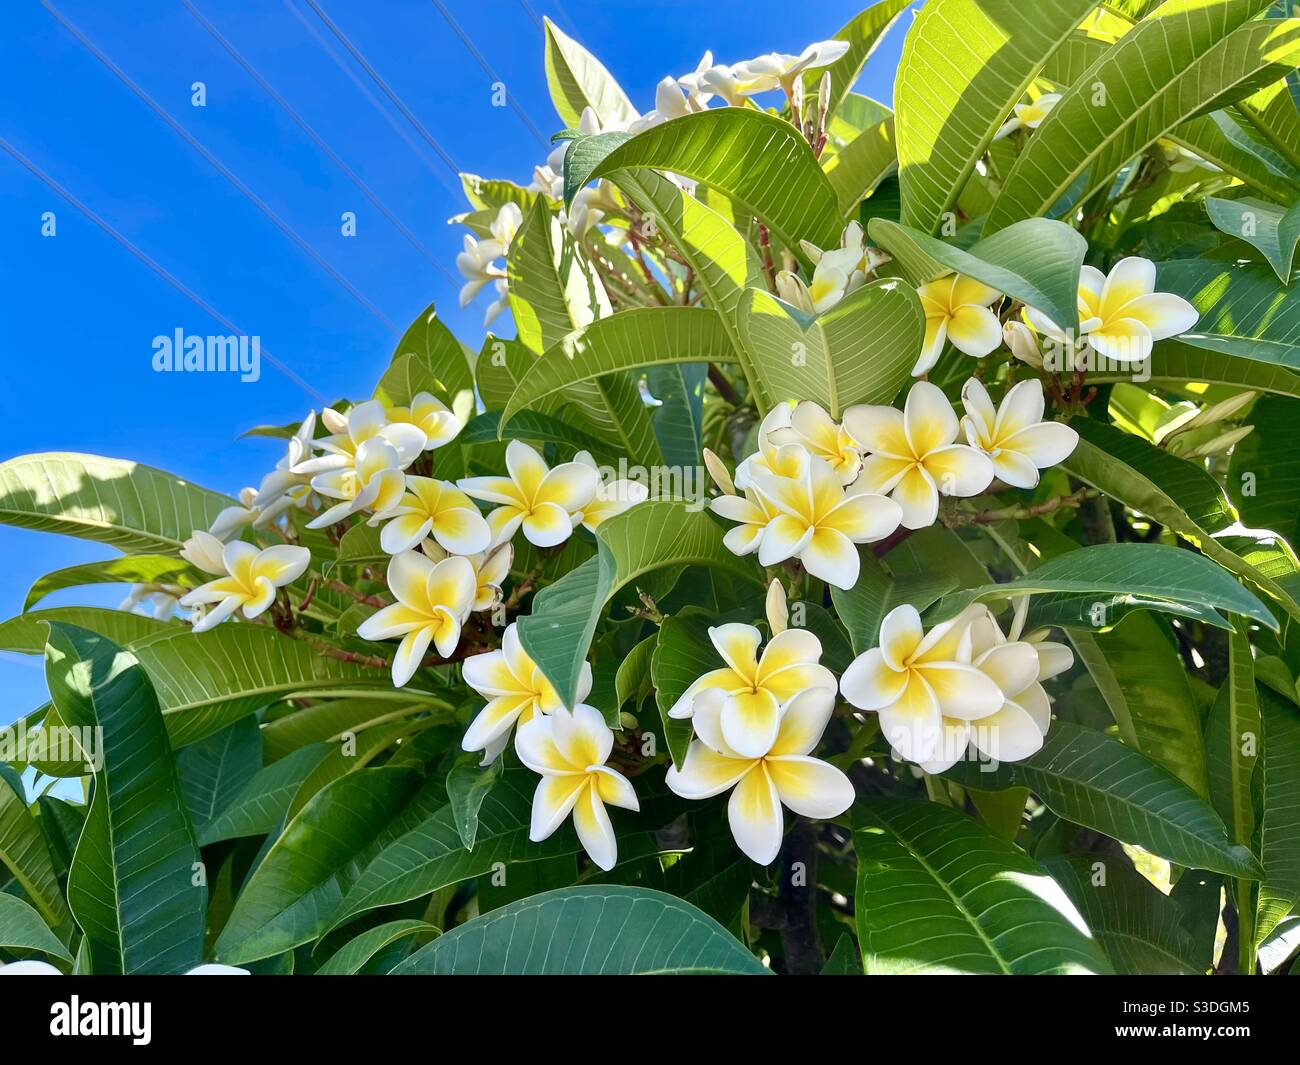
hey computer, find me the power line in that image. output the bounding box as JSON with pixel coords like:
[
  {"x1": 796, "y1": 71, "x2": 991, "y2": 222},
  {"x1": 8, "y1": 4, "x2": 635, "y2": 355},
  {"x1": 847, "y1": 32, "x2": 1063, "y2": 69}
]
[
  {"x1": 0, "y1": 136, "x2": 326, "y2": 404},
  {"x1": 300, "y1": 0, "x2": 464, "y2": 184},
  {"x1": 516, "y1": 0, "x2": 545, "y2": 32},
  {"x1": 40, "y1": 0, "x2": 399, "y2": 334},
  {"x1": 428, "y1": 0, "x2": 550, "y2": 150},
  {"x1": 182, "y1": 0, "x2": 459, "y2": 289}
]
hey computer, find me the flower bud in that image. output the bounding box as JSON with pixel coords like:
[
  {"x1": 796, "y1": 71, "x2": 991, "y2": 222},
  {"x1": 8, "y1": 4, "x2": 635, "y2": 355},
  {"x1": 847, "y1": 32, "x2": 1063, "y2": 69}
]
[
  {"x1": 766, "y1": 578, "x2": 789, "y2": 635},
  {"x1": 1004, "y1": 320, "x2": 1043, "y2": 368}
]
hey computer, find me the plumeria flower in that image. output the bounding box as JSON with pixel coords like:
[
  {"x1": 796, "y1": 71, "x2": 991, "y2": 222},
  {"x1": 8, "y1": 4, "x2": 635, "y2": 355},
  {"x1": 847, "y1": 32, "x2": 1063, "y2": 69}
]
[
  {"x1": 960, "y1": 378, "x2": 1079, "y2": 489},
  {"x1": 844, "y1": 381, "x2": 995, "y2": 530},
  {"x1": 424, "y1": 540, "x2": 513, "y2": 613},
  {"x1": 306, "y1": 437, "x2": 408, "y2": 529},
  {"x1": 914, "y1": 274, "x2": 1003, "y2": 376},
  {"x1": 356, "y1": 551, "x2": 476, "y2": 687},
  {"x1": 993, "y1": 92, "x2": 1061, "y2": 139},
  {"x1": 1156, "y1": 138, "x2": 1220, "y2": 173},
  {"x1": 573, "y1": 450, "x2": 649, "y2": 531},
  {"x1": 178, "y1": 542, "x2": 311, "y2": 633},
  {"x1": 372, "y1": 476, "x2": 492, "y2": 555},
  {"x1": 120, "y1": 583, "x2": 183, "y2": 620},
  {"x1": 179, "y1": 528, "x2": 229, "y2": 575},
  {"x1": 666, "y1": 687, "x2": 854, "y2": 865},
  {"x1": 252, "y1": 411, "x2": 317, "y2": 517},
  {"x1": 294, "y1": 400, "x2": 426, "y2": 476},
  {"x1": 729, "y1": 40, "x2": 851, "y2": 96},
  {"x1": 752, "y1": 455, "x2": 902, "y2": 589},
  {"x1": 482, "y1": 278, "x2": 510, "y2": 327},
  {"x1": 674, "y1": 51, "x2": 718, "y2": 108},
  {"x1": 207, "y1": 489, "x2": 261, "y2": 542},
  {"x1": 386, "y1": 391, "x2": 468, "y2": 453},
  {"x1": 839, "y1": 604, "x2": 1003, "y2": 764},
  {"x1": 667, "y1": 622, "x2": 837, "y2": 758},
  {"x1": 456, "y1": 233, "x2": 506, "y2": 308},
  {"x1": 698, "y1": 63, "x2": 750, "y2": 107},
  {"x1": 734, "y1": 404, "x2": 808, "y2": 490},
  {"x1": 1003, "y1": 320, "x2": 1044, "y2": 368},
  {"x1": 462, "y1": 621, "x2": 592, "y2": 763},
  {"x1": 769, "y1": 400, "x2": 862, "y2": 485},
  {"x1": 458, "y1": 439, "x2": 598, "y2": 548},
  {"x1": 780, "y1": 222, "x2": 890, "y2": 314},
  {"x1": 517, "y1": 704, "x2": 638, "y2": 871},
  {"x1": 711, "y1": 482, "x2": 784, "y2": 558},
  {"x1": 1025, "y1": 256, "x2": 1199, "y2": 365}
]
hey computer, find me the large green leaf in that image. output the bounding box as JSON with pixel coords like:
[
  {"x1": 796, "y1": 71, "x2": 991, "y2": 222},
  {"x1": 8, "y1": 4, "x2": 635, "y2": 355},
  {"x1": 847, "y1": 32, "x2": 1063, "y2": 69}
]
[
  {"x1": 1205, "y1": 195, "x2": 1300, "y2": 282},
  {"x1": 824, "y1": 114, "x2": 897, "y2": 212},
  {"x1": 868, "y1": 217, "x2": 1086, "y2": 331},
  {"x1": 0, "y1": 453, "x2": 234, "y2": 553},
  {"x1": 507, "y1": 201, "x2": 662, "y2": 465},
  {"x1": 0, "y1": 769, "x2": 71, "y2": 936},
  {"x1": 1237, "y1": 74, "x2": 1300, "y2": 172},
  {"x1": 24, "y1": 555, "x2": 203, "y2": 612},
  {"x1": 1228, "y1": 394, "x2": 1300, "y2": 543},
  {"x1": 829, "y1": 548, "x2": 956, "y2": 655},
  {"x1": 942, "y1": 721, "x2": 1263, "y2": 878},
  {"x1": 986, "y1": 3, "x2": 1300, "y2": 232},
  {"x1": 1044, "y1": 856, "x2": 1203, "y2": 974},
  {"x1": 1207, "y1": 631, "x2": 1263, "y2": 851},
  {"x1": 315, "y1": 919, "x2": 438, "y2": 976},
  {"x1": 1256, "y1": 688, "x2": 1300, "y2": 944},
  {"x1": 48, "y1": 623, "x2": 205, "y2": 974},
  {"x1": 0, "y1": 894, "x2": 73, "y2": 965},
  {"x1": 0, "y1": 607, "x2": 175, "y2": 655},
  {"x1": 391, "y1": 885, "x2": 766, "y2": 975},
  {"x1": 736, "y1": 280, "x2": 925, "y2": 417},
  {"x1": 176, "y1": 716, "x2": 262, "y2": 833},
  {"x1": 1171, "y1": 112, "x2": 1300, "y2": 204},
  {"x1": 198, "y1": 743, "x2": 332, "y2": 845},
  {"x1": 517, "y1": 501, "x2": 763, "y2": 710},
  {"x1": 852, "y1": 798, "x2": 1111, "y2": 974},
  {"x1": 459, "y1": 410, "x2": 616, "y2": 463},
  {"x1": 564, "y1": 109, "x2": 844, "y2": 253},
  {"x1": 542, "y1": 17, "x2": 638, "y2": 128},
  {"x1": 1088, "y1": 342, "x2": 1300, "y2": 399},
  {"x1": 801, "y1": 0, "x2": 911, "y2": 121},
  {"x1": 895, "y1": 0, "x2": 1097, "y2": 231},
  {"x1": 375, "y1": 302, "x2": 474, "y2": 408},
  {"x1": 502, "y1": 306, "x2": 735, "y2": 424},
  {"x1": 212, "y1": 766, "x2": 422, "y2": 965}
]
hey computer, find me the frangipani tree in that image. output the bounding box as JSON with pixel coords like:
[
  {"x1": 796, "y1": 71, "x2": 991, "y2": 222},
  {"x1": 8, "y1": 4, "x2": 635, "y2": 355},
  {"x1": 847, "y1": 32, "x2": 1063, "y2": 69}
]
[{"x1": 2, "y1": 0, "x2": 1300, "y2": 977}]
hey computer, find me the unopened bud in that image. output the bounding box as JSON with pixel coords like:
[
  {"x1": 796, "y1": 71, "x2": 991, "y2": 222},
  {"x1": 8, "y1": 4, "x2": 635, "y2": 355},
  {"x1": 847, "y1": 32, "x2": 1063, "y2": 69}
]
[
  {"x1": 1004, "y1": 320, "x2": 1043, "y2": 368},
  {"x1": 766, "y1": 578, "x2": 789, "y2": 635},
  {"x1": 702, "y1": 448, "x2": 735, "y2": 495}
]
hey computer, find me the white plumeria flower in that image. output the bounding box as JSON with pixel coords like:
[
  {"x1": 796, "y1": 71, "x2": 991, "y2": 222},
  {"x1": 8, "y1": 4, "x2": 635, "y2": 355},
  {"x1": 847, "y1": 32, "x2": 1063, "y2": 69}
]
[
  {"x1": 564, "y1": 188, "x2": 604, "y2": 239},
  {"x1": 1003, "y1": 320, "x2": 1044, "y2": 368},
  {"x1": 294, "y1": 400, "x2": 426, "y2": 476},
  {"x1": 517, "y1": 704, "x2": 638, "y2": 872},
  {"x1": 960, "y1": 378, "x2": 1079, "y2": 489},
  {"x1": 422, "y1": 540, "x2": 513, "y2": 613},
  {"x1": 372, "y1": 476, "x2": 492, "y2": 555},
  {"x1": 573, "y1": 450, "x2": 649, "y2": 531},
  {"x1": 667, "y1": 622, "x2": 837, "y2": 758},
  {"x1": 482, "y1": 278, "x2": 510, "y2": 327},
  {"x1": 698, "y1": 63, "x2": 750, "y2": 106},
  {"x1": 769, "y1": 400, "x2": 862, "y2": 485},
  {"x1": 462, "y1": 621, "x2": 593, "y2": 763},
  {"x1": 839, "y1": 604, "x2": 1003, "y2": 764},
  {"x1": 178, "y1": 542, "x2": 311, "y2": 633},
  {"x1": 456, "y1": 209, "x2": 517, "y2": 309},
  {"x1": 734, "y1": 404, "x2": 807, "y2": 490},
  {"x1": 844, "y1": 381, "x2": 995, "y2": 530},
  {"x1": 386, "y1": 391, "x2": 466, "y2": 453},
  {"x1": 527, "y1": 162, "x2": 563, "y2": 198},
  {"x1": 306, "y1": 437, "x2": 408, "y2": 529},
  {"x1": 914, "y1": 273, "x2": 1004, "y2": 376},
  {"x1": 356, "y1": 551, "x2": 476, "y2": 687},
  {"x1": 1156, "y1": 138, "x2": 1220, "y2": 173},
  {"x1": 729, "y1": 39, "x2": 851, "y2": 96},
  {"x1": 766, "y1": 577, "x2": 788, "y2": 636},
  {"x1": 252, "y1": 411, "x2": 317, "y2": 514},
  {"x1": 993, "y1": 92, "x2": 1061, "y2": 139},
  {"x1": 674, "y1": 51, "x2": 717, "y2": 107},
  {"x1": 458, "y1": 440, "x2": 598, "y2": 548},
  {"x1": 179, "y1": 528, "x2": 229, "y2": 575},
  {"x1": 1025, "y1": 256, "x2": 1199, "y2": 365},
  {"x1": 666, "y1": 687, "x2": 853, "y2": 866},
  {"x1": 207, "y1": 492, "x2": 260, "y2": 541},
  {"x1": 120, "y1": 583, "x2": 182, "y2": 620},
  {"x1": 785, "y1": 221, "x2": 890, "y2": 314},
  {"x1": 752, "y1": 456, "x2": 902, "y2": 589}
]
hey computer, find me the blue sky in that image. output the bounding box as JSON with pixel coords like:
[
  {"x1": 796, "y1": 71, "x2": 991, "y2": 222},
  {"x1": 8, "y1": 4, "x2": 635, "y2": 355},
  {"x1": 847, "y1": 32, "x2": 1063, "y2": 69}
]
[{"x1": 0, "y1": 0, "x2": 910, "y2": 724}]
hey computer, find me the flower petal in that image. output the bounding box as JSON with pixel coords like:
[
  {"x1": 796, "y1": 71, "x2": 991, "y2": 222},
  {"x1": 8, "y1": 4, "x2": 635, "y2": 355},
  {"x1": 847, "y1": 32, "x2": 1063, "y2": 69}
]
[
  {"x1": 946, "y1": 304, "x2": 1002, "y2": 358},
  {"x1": 879, "y1": 604, "x2": 922, "y2": 671},
  {"x1": 892, "y1": 464, "x2": 939, "y2": 529},
  {"x1": 665, "y1": 740, "x2": 754, "y2": 799},
  {"x1": 708, "y1": 623, "x2": 762, "y2": 682},
  {"x1": 727, "y1": 764, "x2": 784, "y2": 865},
  {"x1": 839, "y1": 647, "x2": 908, "y2": 710},
  {"x1": 904, "y1": 381, "x2": 959, "y2": 456},
  {"x1": 841, "y1": 404, "x2": 910, "y2": 458},
  {"x1": 536, "y1": 462, "x2": 600, "y2": 512},
  {"x1": 521, "y1": 501, "x2": 576, "y2": 547},
  {"x1": 770, "y1": 687, "x2": 836, "y2": 757},
  {"x1": 529, "y1": 773, "x2": 589, "y2": 841},
  {"x1": 918, "y1": 661, "x2": 1005, "y2": 720},
  {"x1": 461, "y1": 693, "x2": 533, "y2": 754},
  {"x1": 1000, "y1": 420, "x2": 1079, "y2": 469},
  {"x1": 722, "y1": 688, "x2": 781, "y2": 760},
  {"x1": 392, "y1": 625, "x2": 435, "y2": 687},
  {"x1": 923, "y1": 445, "x2": 994, "y2": 498},
  {"x1": 976, "y1": 641, "x2": 1041, "y2": 698},
  {"x1": 571, "y1": 781, "x2": 618, "y2": 871},
  {"x1": 766, "y1": 755, "x2": 855, "y2": 819}
]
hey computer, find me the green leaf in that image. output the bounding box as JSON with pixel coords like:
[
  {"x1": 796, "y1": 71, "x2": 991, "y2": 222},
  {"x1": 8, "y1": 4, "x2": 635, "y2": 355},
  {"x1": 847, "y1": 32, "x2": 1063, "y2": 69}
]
[
  {"x1": 652, "y1": 608, "x2": 728, "y2": 769},
  {"x1": 0, "y1": 769, "x2": 71, "y2": 937},
  {"x1": 390, "y1": 885, "x2": 767, "y2": 975},
  {"x1": 507, "y1": 201, "x2": 662, "y2": 465},
  {"x1": 830, "y1": 548, "x2": 958, "y2": 656},
  {"x1": 518, "y1": 501, "x2": 761, "y2": 710},
  {"x1": 938, "y1": 540, "x2": 1276, "y2": 630},
  {"x1": 1229, "y1": 394, "x2": 1300, "y2": 543},
  {"x1": 736, "y1": 280, "x2": 925, "y2": 417},
  {"x1": 48, "y1": 623, "x2": 205, "y2": 974},
  {"x1": 614, "y1": 633, "x2": 657, "y2": 713},
  {"x1": 459, "y1": 410, "x2": 616, "y2": 463},
  {"x1": 1044, "y1": 856, "x2": 1204, "y2": 974},
  {"x1": 315, "y1": 919, "x2": 438, "y2": 976},
  {"x1": 1208, "y1": 631, "x2": 1263, "y2": 849},
  {"x1": 1206, "y1": 195, "x2": 1300, "y2": 283},
  {"x1": 564, "y1": 109, "x2": 843, "y2": 253},
  {"x1": 502, "y1": 306, "x2": 735, "y2": 424},
  {"x1": 820, "y1": 932, "x2": 862, "y2": 975},
  {"x1": 0, "y1": 893, "x2": 73, "y2": 964},
  {"x1": 377, "y1": 302, "x2": 474, "y2": 408},
  {"x1": 1171, "y1": 112, "x2": 1300, "y2": 204},
  {"x1": 1237, "y1": 74, "x2": 1300, "y2": 173},
  {"x1": 852, "y1": 798, "x2": 1111, "y2": 974},
  {"x1": 542, "y1": 17, "x2": 638, "y2": 128},
  {"x1": 895, "y1": 0, "x2": 1097, "y2": 231},
  {"x1": 198, "y1": 743, "x2": 331, "y2": 845},
  {"x1": 212, "y1": 766, "x2": 422, "y2": 965},
  {"x1": 0, "y1": 607, "x2": 175, "y2": 655},
  {"x1": 824, "y1": 114, "x2": 897, "y2": 213},
  {"x1": 941, "y1": 721, "x2": 1263, "y2": 878},
  {"x1": 1256, "y1": 689, "x2": 1300, "y2": 944},
  {"x1": 446, "y1": 753, "x2": 502, "y2": 851},
  {"x1": 649, "y1": 361, "x2": 707, "y2": 470},
  {"x1": 176, "y1": 717, "x2": 262, "y2": 833},
  {"x1": 0, "y1": 452, "x2": 235, "y2": 553},
  {"x1": 24, "y1": 555, "x2": 203, "y2": 612},
  {"x1": 801, "y1": 0, "x2": 911, "y2": 121},
  {"x1": 1088, "y1": 342, "x2": 1300, "y2": 399},
  {"x1": 986, "y1": 4, "x2": 1300, "y2": 232},
  {"x1": 868, "y1": 217, "x2": 1087, "y2": 332}
]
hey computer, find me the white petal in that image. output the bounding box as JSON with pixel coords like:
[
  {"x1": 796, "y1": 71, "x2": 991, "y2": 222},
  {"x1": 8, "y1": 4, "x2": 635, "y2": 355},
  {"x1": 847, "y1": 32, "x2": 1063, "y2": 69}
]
[{"x1": 727, "y1": 764, "x2": 784, "y2": 865}]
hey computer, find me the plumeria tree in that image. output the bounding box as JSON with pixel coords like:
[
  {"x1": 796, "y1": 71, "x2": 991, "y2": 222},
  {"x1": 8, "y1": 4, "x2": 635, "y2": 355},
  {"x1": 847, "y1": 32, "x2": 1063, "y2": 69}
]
[{"x1": 2, "y1": 0, "x2": 1300, "y2": 976}]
